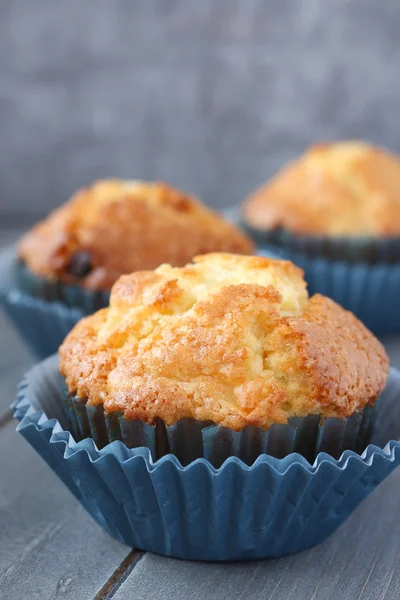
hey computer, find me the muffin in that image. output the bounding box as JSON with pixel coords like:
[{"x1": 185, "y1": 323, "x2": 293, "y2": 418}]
[
  {"x1": 241, "y1": 141, "x2": 400, "y2": 332},
  {"x1": 0, "y1": 180, "x2": 253, "y2": 358},
  {"x1": 13, "y1": 253, "x2": 395, "y2": 560},
  {"x1": 13, "y1": 349, "x2": 400, "y2": 560},
  {"x1": 19, "y1": 179, "x2": 253, "y2": 299},
  {"x1": 59, "y1": 253, "x2": 389, "y2": 462},
  {"x1": 242, "y1": 141, "x2": 400, "y2": 240}
]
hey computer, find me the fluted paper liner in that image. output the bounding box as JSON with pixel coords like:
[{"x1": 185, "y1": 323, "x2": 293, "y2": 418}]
[
  {"x1": 12, "y1": 355, "x2": 400, "y2": 560},
  {"x1": 242, "y1": 223, "x2": 400, "y2": 263},
  {"x1": 62, "y1": 389, "x2": 377, "y2": 466}
]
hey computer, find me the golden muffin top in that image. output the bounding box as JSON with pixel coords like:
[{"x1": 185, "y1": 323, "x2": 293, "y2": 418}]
[
  {"x1": 59, "y1": 253, "x2": 389, "y2": 431},
  {"x1": 242, "y1": 141, "x2": 400, "y2": 237},
  {"x1": 19, "y1": 179, "x2": 253, "y2": 290}
]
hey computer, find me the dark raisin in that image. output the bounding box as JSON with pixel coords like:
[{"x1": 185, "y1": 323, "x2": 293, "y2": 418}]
[{"x1": 66, "y1": 251, "x2": 93, "y2": 278}]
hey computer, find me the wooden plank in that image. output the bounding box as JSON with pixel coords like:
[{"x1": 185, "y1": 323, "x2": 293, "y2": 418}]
[
  {"x1": 112, "y1": 467, "x2": 400, "y2": 600},
  {"x1": 0, "y1": 420, "x2": 129, "y2": 599}
]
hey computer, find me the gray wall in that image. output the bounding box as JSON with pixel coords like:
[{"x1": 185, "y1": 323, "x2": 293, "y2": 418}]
[{"x1": 1, "y1": 0, "x2": 399, "y2": 222}]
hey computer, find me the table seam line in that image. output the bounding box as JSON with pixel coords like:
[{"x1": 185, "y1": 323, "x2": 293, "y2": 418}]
[
  {"x1": 93, "y1": 549, "x2": 145, "y2": 600},
  {"x1": 0, "y1": 410, "x2": 13, "y2": 431}
]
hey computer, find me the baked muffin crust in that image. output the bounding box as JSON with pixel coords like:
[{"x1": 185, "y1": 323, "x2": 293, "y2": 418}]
[
  {"x1": 242, "y1": 142, "x2": 400, "y2": 236},
  {"x1": 19, "y1": 180, "x2": 253, "y2": 290},
  {"x1": 59, "y1": 253, "x2": 389, "y2": 430}
]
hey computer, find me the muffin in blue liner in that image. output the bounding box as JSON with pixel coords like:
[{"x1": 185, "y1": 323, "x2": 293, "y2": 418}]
[
  {"x1": 0, "y1": 247, "x2": 85, "y2": 358},
  {"x1": 240, "y1": 141, "x2": 400, "y2": 333},
  {"x1": 12, "y1": 355, "x2": 400, "y2": 561}
]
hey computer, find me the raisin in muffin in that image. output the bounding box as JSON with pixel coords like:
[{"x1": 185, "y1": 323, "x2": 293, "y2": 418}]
[{"x1": 60, "y1": 253, "x2": 388, "y2": 433}]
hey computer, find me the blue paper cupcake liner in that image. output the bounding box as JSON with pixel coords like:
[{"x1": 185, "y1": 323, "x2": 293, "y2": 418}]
[
  {"x1": 12, "y1": 355, "x2": 400, "y2": 560},
  {"x1": 2, "y1": 290, "x2": 83, "y2": 359},
  {"x1": 0, "y1": 247, "x2": 85, "y2": 358},
  {"x1": 62, "y1": 388, "x2": 378, "y2": 466},
  {"x1": 242, "y1": 224, "x2": 400, "y2": 263}
]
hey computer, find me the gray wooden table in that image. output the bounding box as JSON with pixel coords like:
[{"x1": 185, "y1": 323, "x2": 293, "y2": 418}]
[{"x1": 1, "y1": 229, "x2": 400, "y2": 600}]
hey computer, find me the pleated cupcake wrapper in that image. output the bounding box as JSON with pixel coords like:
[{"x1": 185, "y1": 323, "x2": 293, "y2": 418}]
[
  {"x1": 16, "y1": 259, "x2": 110, "y2": 311},
  {"x1": 11, "y1": 355, "x2": 400, "y2": 560},
  {"x1": 63, "y1": 389, "x2": 378, "y2": 467},
  {"x1": 0, "y1": 247, "x2": 85, "y2": 358},
  {"x1": 242, "y1": 223, "x2": 400, "y2": 263}
]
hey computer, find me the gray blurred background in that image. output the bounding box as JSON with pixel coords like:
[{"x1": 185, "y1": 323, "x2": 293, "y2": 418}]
[{"x1": 0, "y1": 0, "x2": 399, "y2": 225}]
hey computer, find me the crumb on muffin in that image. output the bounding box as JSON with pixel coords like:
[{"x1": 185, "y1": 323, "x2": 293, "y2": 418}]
[
  {"x1": 59, "y1": 253, "x2": 389, "y2": 430},
  {"x1": 242, "y1": 141, "x2": 400, "y2": 236},
  {"x1": 18, "y1": 180, "x2": 254, "y2": 290}
]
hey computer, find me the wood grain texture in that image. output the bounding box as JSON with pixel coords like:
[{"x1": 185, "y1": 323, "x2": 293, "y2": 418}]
[
  {"x1": 1, "y1": 0, "x2": 400, "y2": 219},
  {"x1": 112, "y1": 467, "x2": 400, "y2": 600},
  {"x1": 0, "y1": 421, "x2": 129, "y2": 600}
]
